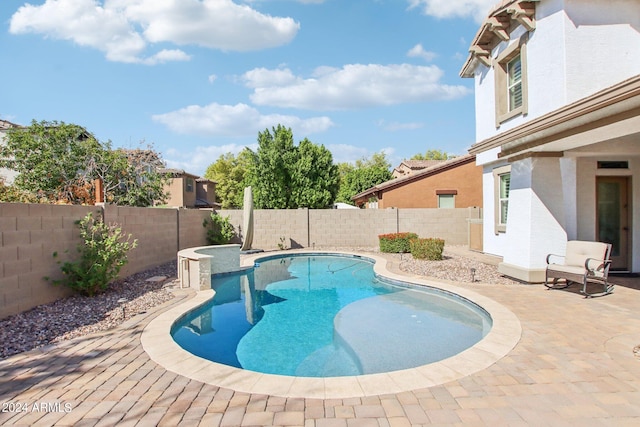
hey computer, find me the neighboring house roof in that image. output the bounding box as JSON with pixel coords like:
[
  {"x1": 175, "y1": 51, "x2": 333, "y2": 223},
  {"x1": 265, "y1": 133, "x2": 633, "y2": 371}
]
[
  {"x1": 353, "y1": 154, "x2": 476, "y2": 200},
  {"x1": 460, "y1": 0, "x2": 537, "y2": 78},
  {"x1": 469, "y1": 74, "x2": 640, "y2": 158},
  {"x1": 0, "y1": 119, "x2": 19, "y2": 130},
  {"x1": 159, "y1": 168, "x2": 216, "y2": 184},
  {"x1": 394, "y1": 159, "x2": 445, "y2": 172},
  {"x1": 159, "y1": 168, "x2": 200, "y2": 179}
]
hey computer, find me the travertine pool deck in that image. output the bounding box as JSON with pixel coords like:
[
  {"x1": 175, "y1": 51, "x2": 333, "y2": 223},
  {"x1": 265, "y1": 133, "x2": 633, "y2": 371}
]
[{"x1": 1, "y1": 250, "x2": 639, "y2": 426}]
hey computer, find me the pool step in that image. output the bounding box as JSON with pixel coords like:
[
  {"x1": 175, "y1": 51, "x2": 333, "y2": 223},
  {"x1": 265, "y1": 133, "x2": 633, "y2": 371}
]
[
  {"x1": 334, "y1": 290, "x2": 482, "y2": 374},
  {"x1": 295, "y1": 344, "x2": 361, "y2": 377}
]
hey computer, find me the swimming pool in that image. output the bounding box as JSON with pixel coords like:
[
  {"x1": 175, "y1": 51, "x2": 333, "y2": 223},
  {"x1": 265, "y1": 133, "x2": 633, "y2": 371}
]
[{"x1": 171, "y1": 253, "x2": 492, "y2": 377}]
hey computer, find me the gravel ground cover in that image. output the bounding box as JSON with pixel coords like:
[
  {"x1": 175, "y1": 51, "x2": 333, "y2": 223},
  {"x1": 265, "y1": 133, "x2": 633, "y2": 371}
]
[
  {"x1": 0, "y1": 262, "x2": 177, "y2": 360},
  {"x1": 0, "y1": 246, "x2": 517, "y2": 360},
  {"x1": 398, "y1": 248, "x2": 520, "y2": 286}
]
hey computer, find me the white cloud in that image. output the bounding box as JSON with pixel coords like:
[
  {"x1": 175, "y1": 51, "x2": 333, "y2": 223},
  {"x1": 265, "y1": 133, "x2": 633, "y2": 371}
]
[
  {"x1": 407, "y1": 0, "x2": 496, "y2": 22},
  {"x1": 325, "y1": 144, "x2": 397, "y2": 165},
  {"x1": 407, "y1": 44, "x2": 437, "y2": 62},
  {"x1": 242, "y1": 64, "x2": 471, "y2": 110},
  {"x1": 376, "y1": 120, "x2": 424, "y2": 131},
  {"x1": 164, "y1": 143, "x2": 256, "y2": 175},
  {"x1": 152, "y1": 102, "x2": 334, "y2": 137},
  {"x1": 208, "y1": 74, "x2": 218, "y2": 84},
  {"x1": 9, "y1": 0, "x2": 300, "y2": 63},
  {"x1": 142, "y1": 49, "x2": 192, "y2": 65},
  {"x1": 325, "y1": 144, "x2": 370, "y2": 165}
]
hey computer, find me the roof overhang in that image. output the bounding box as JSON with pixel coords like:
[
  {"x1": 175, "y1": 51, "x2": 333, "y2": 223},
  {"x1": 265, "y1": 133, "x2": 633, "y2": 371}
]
[
  {"x1": 460, "y1": 0, "x2": 539, "y2": 78},
  {"x1": 352, "y1": 154, "x2": 476, "y2": 201},
  {"x1": 469, "y1": 74, "x2": 640, "y2": 160}
]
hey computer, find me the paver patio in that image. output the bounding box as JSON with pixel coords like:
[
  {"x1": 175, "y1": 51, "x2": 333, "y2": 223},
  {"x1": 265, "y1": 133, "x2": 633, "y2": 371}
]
[{"x1": 1, "y1": 250, "x2": 639, "y2": 426}]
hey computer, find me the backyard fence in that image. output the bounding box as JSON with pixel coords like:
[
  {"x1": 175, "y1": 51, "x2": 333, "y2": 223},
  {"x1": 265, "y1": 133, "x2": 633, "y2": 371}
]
[{"x1": 0, "y1": 203, "x2": 480, "y2": 319}]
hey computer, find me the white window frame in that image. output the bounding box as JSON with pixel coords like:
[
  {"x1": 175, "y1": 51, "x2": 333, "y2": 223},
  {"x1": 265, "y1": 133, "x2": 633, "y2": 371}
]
[{"x1": 493, "y1": 165, "x2": 511, "y2": 234}]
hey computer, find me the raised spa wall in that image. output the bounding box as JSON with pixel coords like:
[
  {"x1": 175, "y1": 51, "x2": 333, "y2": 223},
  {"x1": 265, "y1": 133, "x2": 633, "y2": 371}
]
[{"x1": 177, "y1": 244, "x2": 241, "y2": 291}]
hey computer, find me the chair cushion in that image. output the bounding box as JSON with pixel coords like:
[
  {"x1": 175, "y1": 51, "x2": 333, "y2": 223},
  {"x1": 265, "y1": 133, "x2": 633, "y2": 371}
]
[{"x1": 564, "y1": 241, "x2": 608, "y2": 267}]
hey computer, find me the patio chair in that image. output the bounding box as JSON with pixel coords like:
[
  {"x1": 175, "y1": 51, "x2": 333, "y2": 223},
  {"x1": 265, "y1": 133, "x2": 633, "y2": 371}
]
[{"x1": 544, "y1": 240, "x2": 613, "y2": 297}]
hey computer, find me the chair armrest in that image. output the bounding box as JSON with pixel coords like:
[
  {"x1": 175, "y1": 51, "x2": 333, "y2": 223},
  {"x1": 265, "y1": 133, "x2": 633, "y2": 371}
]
[
  {"x1": 546, "y1": 253, "x2": 564, "y2": 265},
  {"x1": 584, "y1": 257, "x2": 611, "y2": 274}
]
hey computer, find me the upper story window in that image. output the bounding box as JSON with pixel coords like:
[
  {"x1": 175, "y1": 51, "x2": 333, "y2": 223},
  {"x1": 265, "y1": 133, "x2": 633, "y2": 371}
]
[
  {"x1": 495, "y1": 34, "x2": 528, "y2": 126},
  {"x1": 185, "y1": 177, "x2": 194, "y2": 192}
]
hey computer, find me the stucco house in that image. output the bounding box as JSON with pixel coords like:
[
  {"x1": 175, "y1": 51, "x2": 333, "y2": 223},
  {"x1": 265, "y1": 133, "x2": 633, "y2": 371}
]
[
  {"x1": 461, "y1": 0, "x2": 640, "y2": 281},
  {"x1": 161, "y1": 168, "x2": 218, "y2": 209},
  {"x1": 352, "y1": 154, "x2": 483, "y2": 209}
]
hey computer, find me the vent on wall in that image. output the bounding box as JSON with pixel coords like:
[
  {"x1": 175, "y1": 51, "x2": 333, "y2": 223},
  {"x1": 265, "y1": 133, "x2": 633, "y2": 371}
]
[{"x1": 597, "y1": 161, "x2": 628, "y2": 169}]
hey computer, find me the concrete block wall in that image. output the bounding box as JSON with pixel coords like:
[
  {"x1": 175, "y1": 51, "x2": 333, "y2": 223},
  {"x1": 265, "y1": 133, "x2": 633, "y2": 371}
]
[
  {"x1": 104, "y1": 205, "x2": 178, "y2": 277},
  {"x1": 398, "y1": 207, "x2": 481, "y2": 246},
  {"x1": 0, "y1": 203, "x2": 202, "y2": 319},
  {"x1": 310, "y1": 209, "x2": 397, "y2": 248},
  {"x1": 220, "y1": 207, "x2": 477, "y2": 250},
  {"x1": 218, "y1": 209, "x2": 310, "y2": 250},
  {"x1": 1, "y1": 203, "x2": 477, "y2": 319},
  {"x1": 0, "y1": 203, "x2": 96, "y2": 319},
  {"x1": 178, "y1": 209, "x2": 210, "y2": 250}
]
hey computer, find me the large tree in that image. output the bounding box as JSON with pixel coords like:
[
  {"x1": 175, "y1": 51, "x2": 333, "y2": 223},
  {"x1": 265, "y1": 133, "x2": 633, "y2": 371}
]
[
  {"x1": 246, "y1": 125, "x2": 339, "y2": 209},
  {"x1": 108, "y1": 147, "x2": 169, "y2": 207},
  {"x1": 204, "y1": 149, "x2": 253, "y2": 209},
  {"x1": 0, "y1": 120, "x2": 168, "y2": 206},
  {"x1": 290, "y1": 138, "x2": 339, "y2": 208},
  {"x1": 335, "y1": 152, "x2": 393, "y2": 205},
  {"x1": 0, "y1": 120, "x2": 102, "y2": 203}
]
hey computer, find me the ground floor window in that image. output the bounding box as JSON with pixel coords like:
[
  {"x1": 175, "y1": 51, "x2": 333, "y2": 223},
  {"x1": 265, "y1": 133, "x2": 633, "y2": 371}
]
[{"x1": 493, "y1": 165, "x2": 511, "y2": 233}]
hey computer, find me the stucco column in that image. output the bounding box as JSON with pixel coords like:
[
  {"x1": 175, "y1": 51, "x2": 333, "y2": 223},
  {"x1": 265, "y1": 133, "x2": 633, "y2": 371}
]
[{"x1": 498, "y1": 156, "x2": 568, "y2": 282}]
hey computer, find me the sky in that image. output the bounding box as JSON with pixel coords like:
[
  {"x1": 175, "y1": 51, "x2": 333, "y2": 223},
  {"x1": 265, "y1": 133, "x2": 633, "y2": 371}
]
[{"x1": 0, "y1": 0, "x2": 497, "y2": 176}]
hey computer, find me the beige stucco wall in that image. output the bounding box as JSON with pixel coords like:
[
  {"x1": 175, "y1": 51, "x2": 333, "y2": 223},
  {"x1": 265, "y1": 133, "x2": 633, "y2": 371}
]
[{"x1": 164, "y1": 177, "x2": 198, "y2": 208}]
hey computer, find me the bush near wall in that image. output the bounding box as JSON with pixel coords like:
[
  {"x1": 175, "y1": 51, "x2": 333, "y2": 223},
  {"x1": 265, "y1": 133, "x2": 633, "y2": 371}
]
[
  {"x1": 410, "y1": 238, "x2": 445, "y2": 260},
  {"x1": 378, "y1": 232, "x2": 418, "y2": 253}
]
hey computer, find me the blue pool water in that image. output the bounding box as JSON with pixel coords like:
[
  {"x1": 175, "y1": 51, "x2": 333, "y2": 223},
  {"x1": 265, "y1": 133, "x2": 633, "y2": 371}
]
[{"x1": 171, "y1": 254, "x2": 492, "y2": 377}]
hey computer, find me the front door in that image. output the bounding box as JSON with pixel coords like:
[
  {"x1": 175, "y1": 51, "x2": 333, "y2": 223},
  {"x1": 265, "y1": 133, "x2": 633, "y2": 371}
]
[{"x1": 596, "y1": 176, "x2": 630, "y2": 271}]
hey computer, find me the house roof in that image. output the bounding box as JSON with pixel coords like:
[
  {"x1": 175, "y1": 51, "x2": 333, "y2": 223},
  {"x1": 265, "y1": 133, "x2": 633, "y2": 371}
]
[
  {"x1": 460, "y1": 0, "x2": 538, "y2": 78},
  {"x1": 395, "y1": 159, "x2": 445, "y2": 171},
  {"x1": 353, "y1": 154, "x2": 476, "y2": 201},
  {"x1": 159, "y1": 168, "x2": 200, "y2": 179},
  {"x1": 469, "y1": 74, "x2": 640, "y2": 158},
  {"x1": 0, "y1": 119, "x2": 19, "y2": 130}
]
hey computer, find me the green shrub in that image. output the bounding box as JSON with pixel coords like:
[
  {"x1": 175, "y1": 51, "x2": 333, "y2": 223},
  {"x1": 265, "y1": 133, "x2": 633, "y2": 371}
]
[
  {"x1": 410, "y1": 238, "x2": 445, "y2": 260},
  {"x1": 51, "y1": 213, "x2": 137, "y2": 296},
  {"x1": 203, "y1": 212, "x2": 235, "y2": 245},
  {"x1": 378, "y1": 232, "x2": 418, "y2": 253}
]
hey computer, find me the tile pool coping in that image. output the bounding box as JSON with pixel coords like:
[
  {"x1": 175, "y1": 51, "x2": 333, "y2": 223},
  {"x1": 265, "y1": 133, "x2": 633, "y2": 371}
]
[{"x1": 141, "y1": 250, "x2": 521, "y2": 399}]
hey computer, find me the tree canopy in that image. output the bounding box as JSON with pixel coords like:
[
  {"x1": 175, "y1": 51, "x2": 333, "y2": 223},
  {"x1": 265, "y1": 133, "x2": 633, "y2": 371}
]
[
  {"x1": 204, "y1": 150, "x2": 253, "y2": 209},
  {"x1": 335, "y1": 152, "x2": 393, "y2": 205},
  {"x1": 0, "y1": 120, "x2": 168, "y2": 206},
  {"x1": 0, "y1": 120, "x2": 101, "y2": 203},
  {"x1": 244, "y1": 125, "x2": 339, "y2": 209},
  {"x1": 410, "y1": 149, "x2": 454, "y2": 160}
]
